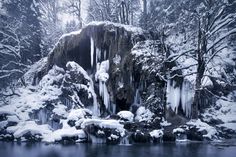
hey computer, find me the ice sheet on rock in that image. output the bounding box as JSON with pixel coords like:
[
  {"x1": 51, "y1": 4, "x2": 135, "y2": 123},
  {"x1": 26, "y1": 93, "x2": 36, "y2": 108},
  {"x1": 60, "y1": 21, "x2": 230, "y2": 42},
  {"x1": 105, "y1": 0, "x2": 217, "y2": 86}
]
[
  {"x1": 150, "y1": 130, "x2": 164, "y2": 138},
  {"x1": 117, "y1": 111, "x2": 134, "y2": 122},
  {"x1": 135, "y1": 106, "x2": 154, "y2": 122}
]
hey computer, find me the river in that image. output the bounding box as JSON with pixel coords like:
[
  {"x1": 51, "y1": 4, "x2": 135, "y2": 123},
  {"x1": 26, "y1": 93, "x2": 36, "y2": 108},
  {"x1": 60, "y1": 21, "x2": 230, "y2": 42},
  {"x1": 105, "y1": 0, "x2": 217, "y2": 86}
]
[{"x1": 0, "y1": 141, "x2": 236, "y2": 157}]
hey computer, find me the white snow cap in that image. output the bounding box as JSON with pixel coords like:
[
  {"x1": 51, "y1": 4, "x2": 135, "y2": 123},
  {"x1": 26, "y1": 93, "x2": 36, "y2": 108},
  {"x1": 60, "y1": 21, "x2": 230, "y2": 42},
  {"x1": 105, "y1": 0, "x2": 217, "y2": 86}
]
[{"x1": 117, "y1": 111, "x2": 134, "y2": 122}]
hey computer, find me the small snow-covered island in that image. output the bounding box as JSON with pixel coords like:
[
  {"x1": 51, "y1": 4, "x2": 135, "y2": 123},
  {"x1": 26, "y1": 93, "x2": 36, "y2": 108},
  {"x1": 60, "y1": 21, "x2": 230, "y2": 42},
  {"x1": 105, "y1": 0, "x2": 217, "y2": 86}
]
[{"x1": 0, "y1": 1, "x2": 236, "y2": 155}]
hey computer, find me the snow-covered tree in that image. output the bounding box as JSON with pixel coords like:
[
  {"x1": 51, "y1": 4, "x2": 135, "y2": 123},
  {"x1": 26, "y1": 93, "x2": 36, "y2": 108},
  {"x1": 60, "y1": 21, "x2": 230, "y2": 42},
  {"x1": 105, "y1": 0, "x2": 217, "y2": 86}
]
[
  {"x1": 39, "y1": 0, "x2": 64, "y2": 56},
  {"x1": 0, "y1": 0, "x2": 42, "y2": 88},
  {"x1": 87, "y1": 0, "x2": 141, "y2": 25}
]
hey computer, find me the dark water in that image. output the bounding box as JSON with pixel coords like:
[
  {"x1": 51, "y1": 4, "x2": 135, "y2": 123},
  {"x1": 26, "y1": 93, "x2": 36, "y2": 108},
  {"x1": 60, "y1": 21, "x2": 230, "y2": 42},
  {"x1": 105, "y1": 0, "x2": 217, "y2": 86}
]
[{"x1": 0, "y1": 142, "x2": 236, "y2": 157}]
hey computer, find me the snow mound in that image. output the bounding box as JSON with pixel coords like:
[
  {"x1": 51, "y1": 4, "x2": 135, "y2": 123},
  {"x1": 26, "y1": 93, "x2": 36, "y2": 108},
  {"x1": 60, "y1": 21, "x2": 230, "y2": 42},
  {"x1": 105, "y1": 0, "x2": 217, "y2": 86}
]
[
  {"x1": 7, "y1": 121, "x2": 52, "y2": 139},
  {"x1": 81, "y1": 119, "x2": 125, "y2": 137},
  {"x1": 117, "y1": 111, "x2": 134, "y2": 122},
  {"x1": 43, "y1": 127, "x2": 86, "y2": 143},
  {"x1": 150, "y1": 129, "x2": 164, "y2": 138},
  {"x1": 67, "y1": 109, "x2": 92, "y2": 121},
  {"x1": 135, "y1": 106, "x2": 154, "y2": 122}
]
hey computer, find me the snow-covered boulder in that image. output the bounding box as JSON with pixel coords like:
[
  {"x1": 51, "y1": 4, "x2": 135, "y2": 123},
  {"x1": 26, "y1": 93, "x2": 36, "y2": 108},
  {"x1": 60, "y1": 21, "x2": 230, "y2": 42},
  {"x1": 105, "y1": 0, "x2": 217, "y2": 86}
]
[
  {"x1": 7, "y1": 121, "x2": 52, "y2": 142},
  {"x1": 117, "y1": 111, "x2": 134, "y2": 122},
  {"x1": 135, "y1": 106, "x2": 154, "y2": 122},
  {"x1": 149, "y1": 129, "x2": 164, "y2": 143},
  {"x1": 81, "y1": 119, "x2": 125, "y2": 144}
]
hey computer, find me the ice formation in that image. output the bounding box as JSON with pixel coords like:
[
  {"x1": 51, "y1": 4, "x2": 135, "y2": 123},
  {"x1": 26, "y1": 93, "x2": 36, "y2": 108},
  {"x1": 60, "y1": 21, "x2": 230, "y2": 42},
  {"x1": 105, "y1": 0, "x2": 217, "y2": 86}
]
[
  {"x1": 181, "y1": 80, "x2": 194, "y2": 117},
  {"x1": 95, "y1": 60, "x2": 110, "y2": 109},
  {"x1": 166, "y1": 80, "x2": 181, "y2": 113},
  {"x1": 166, "y1": 79, "x2": 194, "y2": 117},
  {"x1": 133, "y1": 89, "x2": 142, "y2": 106},
  {"x1": 90, "y1": 37, "x2": 94, "y2": 67}
]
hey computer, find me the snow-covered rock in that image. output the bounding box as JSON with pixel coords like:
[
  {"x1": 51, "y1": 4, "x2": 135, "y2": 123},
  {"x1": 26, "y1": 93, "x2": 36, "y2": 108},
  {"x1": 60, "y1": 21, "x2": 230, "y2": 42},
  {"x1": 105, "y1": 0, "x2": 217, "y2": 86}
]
[
  {"x1": 135, "y1": 106, "x2": 154, "y2": 122},
  {"x1": 186, "y1": 119, "x2": 218, "y2": 140},
  {"x1": 117, "y1": 111, "x2": 134, "y2": 122},
  {"x1": 150, "y1": 129, "x2": 164, "y2": 138}
]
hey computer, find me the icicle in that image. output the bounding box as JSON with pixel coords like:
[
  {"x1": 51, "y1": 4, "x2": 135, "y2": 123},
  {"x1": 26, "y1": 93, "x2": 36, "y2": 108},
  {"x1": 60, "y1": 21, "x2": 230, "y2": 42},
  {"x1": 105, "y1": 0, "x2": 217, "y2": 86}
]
[
  {"x1": 95, "y1": 60, "x2": 110, "y2": 110},
  {"x1": 90, "y1": 37, "x2": 94, "y2": 67},
  {"x1": 166, "y1": 80, "x2": 181, "y2": 113},
  {"x1": 104, "y1": 50, "x2": 107, "y2": 60},
  {"x1": 181, "y1": 80, "x2": 194, "y2": 117},
  {"x1": 120, "y1": 136, "x2": 130, "y2": 145},
  {"x1": 134, "y1": 89, "x2": 142, "y2": 106}
]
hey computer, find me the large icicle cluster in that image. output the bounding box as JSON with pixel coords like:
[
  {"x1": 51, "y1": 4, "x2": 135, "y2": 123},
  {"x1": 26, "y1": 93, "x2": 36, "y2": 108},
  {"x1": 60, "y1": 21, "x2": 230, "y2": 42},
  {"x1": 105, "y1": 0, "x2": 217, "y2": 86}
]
[
  {"x1": 166, "y1": 79, "x2": 194, "y2": 117},
  {"x1": 95, "y1": 60, "x2": 110, "y2": 109}
]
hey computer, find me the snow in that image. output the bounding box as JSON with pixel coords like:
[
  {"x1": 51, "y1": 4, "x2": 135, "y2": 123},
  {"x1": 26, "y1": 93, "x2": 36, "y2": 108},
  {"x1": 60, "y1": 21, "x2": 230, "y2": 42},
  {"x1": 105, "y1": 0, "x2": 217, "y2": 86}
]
[
  {"x1": 108, "y1": 134, "x2": 120, "y2": 140},
  {"x1": 135, "y1": 106, "x2": 154, "y2": 122},
  {"x1": 187, "y1": 119, "x2": 218, "y2": 139},
  {"x1": 117, "y1": 111, "x2": 134, "y2": 122},
  {"x1": 52, "y1": 102, "x2": 68, "y2": 117},
  {"x1": 90, "y1": 37, "x2": 95, "y2": 67},
  {"x1": 113, "y1": 54, "x2": 121, "y2": 65},
  {"x1": 202, "y1": 76, "x2": 213, "y2": 87},
  {"x1": 87, "y1": 21, "x2": 144, "y2": 35},
  {"x1": 81, "y1": 119, "x2": 125, "y2": 137},
  {"x1": 150, "y1": 129, "x2": 164, "y2": 138},
  {"x1": 131, "y1": 40, "x2": 160, "y2": 57},
  {"x1": 23, "y1": 57, "x2": 47, "y2": 85},
  {"x1": 43, "y1": 127, "x2": 86, "y2": 143},
  {"x1": 7, "y1": 121, "x2": 52, "y2": 139},
  {"x1": 0, "y1": 61, "x2": 102, "y2": 142},
  {"x1": 202, "y1": 94, "x2": 236, "y2": 131},
  {"x1": 160, "y1": 120, "x2": 172, "y2": 127},
  {"x1": 173, "y1": 128, "x2": 185, "y2": 134},
  {"x1": 67, "y1": 109, "x2": 92, "y2": 121},
  {"x1": 66, "y1": 61, "x2": 100, "y2": 116}
]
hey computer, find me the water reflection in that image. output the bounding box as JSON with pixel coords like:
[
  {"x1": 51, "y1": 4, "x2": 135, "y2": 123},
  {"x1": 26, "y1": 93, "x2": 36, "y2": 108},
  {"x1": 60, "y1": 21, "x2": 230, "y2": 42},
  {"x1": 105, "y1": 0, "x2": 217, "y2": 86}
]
[{"x1": 0, "y1": 142, "x2": 236, "y2": 157}]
